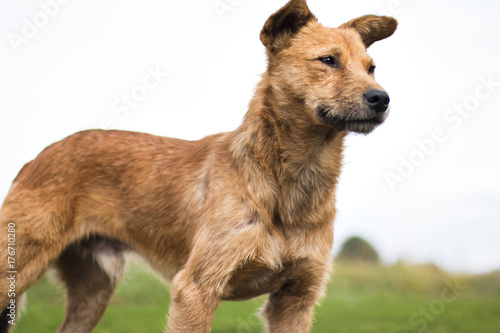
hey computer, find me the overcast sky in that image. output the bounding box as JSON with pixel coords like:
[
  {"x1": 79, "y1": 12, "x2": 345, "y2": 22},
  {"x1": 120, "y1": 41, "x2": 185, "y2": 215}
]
[{"x1": 1, "y1": 0, "x2": 499, "y2": 274}]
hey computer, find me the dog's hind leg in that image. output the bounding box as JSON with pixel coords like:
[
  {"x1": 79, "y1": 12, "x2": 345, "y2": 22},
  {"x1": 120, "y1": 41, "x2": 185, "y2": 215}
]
[
  {"x1": 0, "y1": 241, "x2": 62, "y2": 332},
  {"x1": 55, "y1": 236, "x2": 127, "y2": 333},
  {"x1": 0, "y1": 293, "x2": 25, "y2": 333},
  {"x1": 0, "y1": 307, "x2": 10, "y2": 333},
  {"x1": 0, "y1": 203, "x2": 73, "y2": 330}
]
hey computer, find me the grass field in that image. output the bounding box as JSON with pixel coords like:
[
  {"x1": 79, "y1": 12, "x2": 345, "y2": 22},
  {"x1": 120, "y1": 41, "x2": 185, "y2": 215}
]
[{"x1": 13, "y1": 261, "x2": 500, "y2": 333}]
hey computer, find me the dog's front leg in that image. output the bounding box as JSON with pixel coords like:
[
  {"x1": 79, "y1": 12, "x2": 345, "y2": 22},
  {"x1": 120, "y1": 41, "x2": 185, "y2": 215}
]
[
  {"x1": 166, "y1": 224, "x2": 254, "y2": 333},
  {"x1": 167, "y1": 268, "x2": 220, "y2": 333},
  {"x1": 262, "y1": 259, "x2": 332, "y2": 333}
]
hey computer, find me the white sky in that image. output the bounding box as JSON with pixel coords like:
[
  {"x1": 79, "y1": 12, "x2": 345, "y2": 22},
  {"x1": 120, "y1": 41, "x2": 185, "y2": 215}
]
[{"x1": 1, "y1": 0, "x2": 499, "y2": 274}]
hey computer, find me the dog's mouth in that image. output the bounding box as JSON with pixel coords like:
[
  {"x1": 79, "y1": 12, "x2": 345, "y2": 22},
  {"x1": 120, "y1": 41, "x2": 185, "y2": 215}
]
[{"x1": 316, "y1": 106, "x2": 387, "y2": 134}]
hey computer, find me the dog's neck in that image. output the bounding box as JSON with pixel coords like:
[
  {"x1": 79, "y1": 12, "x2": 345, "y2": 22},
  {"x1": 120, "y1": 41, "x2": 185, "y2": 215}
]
[{"x1": 229, "y1": 77, "x2": 346, "y2": 227}]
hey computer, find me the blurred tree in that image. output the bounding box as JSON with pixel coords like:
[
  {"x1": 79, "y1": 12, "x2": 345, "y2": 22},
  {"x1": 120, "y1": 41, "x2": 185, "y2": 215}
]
[{"x1": 336, "y1": 236, "x2": 379, "y2": 264}]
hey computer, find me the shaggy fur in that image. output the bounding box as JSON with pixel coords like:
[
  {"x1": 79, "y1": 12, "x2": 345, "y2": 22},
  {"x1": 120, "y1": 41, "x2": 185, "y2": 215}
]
[{"x1": 0, "y1": 0, "x2": 397, "y2": 332}]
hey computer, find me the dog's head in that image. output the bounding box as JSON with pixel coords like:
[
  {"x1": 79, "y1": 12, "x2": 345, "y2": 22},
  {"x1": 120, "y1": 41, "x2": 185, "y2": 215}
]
[{"x1": 261, "y1": 0, "x2": 397, "y2": 134}]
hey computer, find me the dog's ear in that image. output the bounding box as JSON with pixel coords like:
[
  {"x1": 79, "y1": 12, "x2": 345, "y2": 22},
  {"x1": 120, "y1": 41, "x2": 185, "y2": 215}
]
[
  {"x1": 339, "y1": 15, "x2": 398, "y2": 48},
  {"x1": 260, "y1": 0, "x2": 317, "y2": 53}
]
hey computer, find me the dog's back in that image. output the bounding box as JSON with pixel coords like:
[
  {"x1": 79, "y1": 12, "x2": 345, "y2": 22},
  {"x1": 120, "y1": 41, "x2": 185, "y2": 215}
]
[{"x1": 2, "y1": 129, "x2": 220, "y2": 269}]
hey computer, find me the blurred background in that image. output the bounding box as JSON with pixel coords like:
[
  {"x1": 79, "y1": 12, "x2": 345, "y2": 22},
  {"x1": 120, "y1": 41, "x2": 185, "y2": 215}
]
[
  {"x1": 1, "y1": 0, "x2": 499, "y2": 331},
  {"x1": 2, "y1": 0, "x2": 499, "y2": 274}
]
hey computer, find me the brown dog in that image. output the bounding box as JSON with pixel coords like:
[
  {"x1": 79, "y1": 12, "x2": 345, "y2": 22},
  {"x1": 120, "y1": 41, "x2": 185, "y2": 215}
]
[{"x1": 0, "y1": 0, "x2": 397, "y2": 332}]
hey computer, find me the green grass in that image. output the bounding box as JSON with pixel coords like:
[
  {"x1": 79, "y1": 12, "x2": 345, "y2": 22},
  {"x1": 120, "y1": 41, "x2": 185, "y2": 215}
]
[{"x1": 13, "y1": 262, "x2": 500, "y2": 332}]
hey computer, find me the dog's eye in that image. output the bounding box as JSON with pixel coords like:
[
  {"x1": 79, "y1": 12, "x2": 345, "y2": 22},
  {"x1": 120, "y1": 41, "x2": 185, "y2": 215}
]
[
  {"x1": 319, "y1": 56, "x2": 337, "y2": 67},
  {"x1": 368, "y1": 66, "x2": 376, "y2": 74}
]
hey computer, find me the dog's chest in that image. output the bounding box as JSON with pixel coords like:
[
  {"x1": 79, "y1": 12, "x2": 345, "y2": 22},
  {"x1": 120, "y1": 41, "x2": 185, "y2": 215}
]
[
  {"x1": 223, "y1": 229, "x2": 328, "y2": 301},
  {"x1": 220, "y1": 209, "x2": 334, "y2": 301}
]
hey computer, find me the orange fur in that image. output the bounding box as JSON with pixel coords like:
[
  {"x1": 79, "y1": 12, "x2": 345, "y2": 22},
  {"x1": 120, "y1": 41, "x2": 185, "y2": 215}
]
[{"x1": 0, "y1": 1, "x2": 397, "y2": 332}]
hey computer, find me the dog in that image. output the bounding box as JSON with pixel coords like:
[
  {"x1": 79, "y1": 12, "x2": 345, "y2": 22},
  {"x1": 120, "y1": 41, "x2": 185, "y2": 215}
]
[{"x1": 0, "y1": 0, "x2": 397, "y2": 332}]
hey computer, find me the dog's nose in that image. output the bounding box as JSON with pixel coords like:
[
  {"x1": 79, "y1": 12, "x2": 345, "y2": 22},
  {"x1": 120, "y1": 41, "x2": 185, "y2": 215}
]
[{"x1": 364, "y1": 90, "x2": 390, "y2": 113}]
